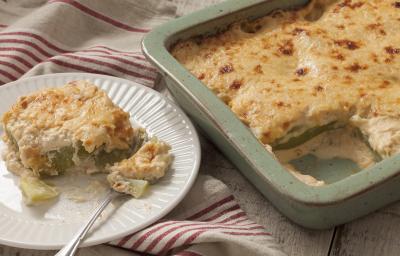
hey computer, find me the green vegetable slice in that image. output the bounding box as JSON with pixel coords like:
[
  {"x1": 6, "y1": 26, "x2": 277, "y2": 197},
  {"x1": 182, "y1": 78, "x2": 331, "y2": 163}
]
[
  {"x1": 132, "y1": 128, "x2": 148, "y2": 153},
  {"x1": 20, "y1": 176, "x2": 59, "y2": 204},
  {"x1": 124, "y1": 179, "x2": 149, "y2": 198},
  {"x1": 94, "y1": 129, "x2": 148, "y2": 168},
  {"x1": 95, "y1": 149, "x2": 132, "y2": 168},
  {"x1": 272, "y1": 122, "x2": 339, "y2": 150},
  {"x1": 48, "y1": 146, "x2": 75, "y2": 172}
]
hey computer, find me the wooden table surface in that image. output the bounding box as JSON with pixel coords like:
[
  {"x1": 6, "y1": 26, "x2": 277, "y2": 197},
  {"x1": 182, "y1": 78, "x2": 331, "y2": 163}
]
[{"x1": 2, "y1": 1, "x2": 399, "y2": 255}]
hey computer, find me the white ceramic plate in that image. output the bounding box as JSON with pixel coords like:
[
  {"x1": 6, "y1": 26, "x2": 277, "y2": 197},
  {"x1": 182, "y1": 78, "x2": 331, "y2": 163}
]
[{"x1": 0, "y1": 73, "x2": 200, "y2": 249}]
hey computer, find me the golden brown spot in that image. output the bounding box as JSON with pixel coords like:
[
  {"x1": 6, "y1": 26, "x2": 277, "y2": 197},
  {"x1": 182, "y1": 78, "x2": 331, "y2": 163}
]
[
  {"x1": 315, "y1": 28, "x2": 328, "y2": 35},
  {"x1": 197, "y1": 73, "x2": 205, "y2": 80},
  {"x1": 345, "y1": 63, "x2": 368, "y2": 72},
  {"x1": 296, "y1": 67, "x2": 309, "y2": 76},
  {"x1": 379, "y1": 80, "x2": 391, "y2": 89},
  {"x1": 20, "y1": 99, "x2": 28, "y2": 109},
  {"x1": 292, "y1": 27, "x2": 308, "y2": 35},
  {"x1": 276, "y1": 101, "x2": 285, "y2": 107},
  {"x1": 359, "y1": 92, "x2": 367, "y2": 97},
  {"x1": 370, "y1": 53, "x2": 379, "y2": 63},
  {"x1": 336, "y1": 25, "x2": 345, "y2": 30},
  {"x1": 315, "y1": 85, "x2": 324, "y2": 92},
  {"x1": 254, "y1": 65, "x2": 263, "y2": 74},
  {"x1": 262, "y1": 131, "x2": 271, "y2": 139},
  {"x1": 105, "y1": 125, "x2": 113, "y2": 134},
  {"x1": 385, "y1": 58, "x2": 393, "y2": 63},
  {"x1": 334, "y1": 39, "x2": 360, "y2": 50},
  {"x1": 282, "y1": 122, "x2": 290, "y2": 129},
  {"x1": 278, "y1": 40, "x2": 294, "y2": 56},
  {"x1": 219, "y1": 64, "x2": 234, "y2": 74},
  {"x1": 260, "y1": 55, "x2": 269, "y2": 62},
  {"x1": 330, "y1": 50, "x2": 345, "y2": 61},
  {"x1": 292, "y1": 78, "x2": 301, "y2": 82},
  {"x1": 229, "y1": 80, "x2": 243, "y2": 90},
  {"x1": 338, "y1": 0, "x2": 364, "y2": 9},
  {"x1": 289, "y1": 12, "x2": 299, "y2": 22},
  {"x1": 344, "y1": 75, "x2": 354, "y2": 83},
  {"x1": 332, "y1": 65, "x2": 339, "y2": 70},
  {"x1": 385, "y1": 46, "x2": 400, "y2": 55},
  {"x1": 366, "y1": 23, "x2": 387, "y2": 35}
]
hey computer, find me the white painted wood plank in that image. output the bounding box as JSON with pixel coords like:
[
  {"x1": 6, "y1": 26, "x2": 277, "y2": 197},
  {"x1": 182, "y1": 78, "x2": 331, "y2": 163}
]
[
  {"x1": 199, "y1": 137, "x2": 334, "y2": 256},
  {"x1": 170, "y1": 0, "x2": 221, "y2": 17},
  {"x1": 330, "y1": 203, "x2": 400, "y2": 256},
  {"x1": 0, "y1": 245, "x2": 138, "y2": 256}
]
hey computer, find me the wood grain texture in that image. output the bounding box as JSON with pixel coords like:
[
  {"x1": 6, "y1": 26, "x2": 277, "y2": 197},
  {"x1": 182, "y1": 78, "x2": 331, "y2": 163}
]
[
  {"x1": 169, "y1": 0, "x2": 221, "y2": 17},
  {"x1": 330, "y1": 203, "x2": 400, "y2": 256},
  {"x1": 198, "y1": 136, "x2": 334, "y2": 256},
  {"x1": 0, "y1": 245, "x2": 138, "y2": 256},
  {"x1": 3, "y1": 1, "x2": 399, "y2": 256}
]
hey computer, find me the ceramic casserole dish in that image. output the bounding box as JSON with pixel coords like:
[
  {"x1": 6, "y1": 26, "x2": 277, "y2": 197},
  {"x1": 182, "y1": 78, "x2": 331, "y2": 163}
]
[{"x1": 141, "y1": 0, "x2": 400, "y2": 229}]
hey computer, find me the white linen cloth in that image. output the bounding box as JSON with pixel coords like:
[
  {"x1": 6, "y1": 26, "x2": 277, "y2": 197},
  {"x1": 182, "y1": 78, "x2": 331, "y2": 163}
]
[{"x1": 0, "y1": 1, "x2": 286, "y2": 255}]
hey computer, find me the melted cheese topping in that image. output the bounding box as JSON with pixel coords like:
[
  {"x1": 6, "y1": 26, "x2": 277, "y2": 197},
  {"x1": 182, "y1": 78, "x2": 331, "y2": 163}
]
[
  {"x1": 1, "y1": 81, "x2": 173, "y2": 202},
  {"x1": 172, "y1": 0, "x2": 400, "y2": 147},
  {"x1": 2, "y1": 81, "x2": 134, "y2": 174},
  {"x1": 107, "y1": 139, "x2": 172, "y2": 182}
]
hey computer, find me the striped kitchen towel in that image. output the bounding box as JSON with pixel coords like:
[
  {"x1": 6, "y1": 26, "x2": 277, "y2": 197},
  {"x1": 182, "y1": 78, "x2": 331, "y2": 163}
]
[
  {"x1": 0, "y1": 0, "x2": 174, "y2": 87},
  {"x1": 0, "y1": 0, "x2": 285, "y2": 255},
  {"x1": 110, "y1": 175, "x2": 285, "y2": 256}
]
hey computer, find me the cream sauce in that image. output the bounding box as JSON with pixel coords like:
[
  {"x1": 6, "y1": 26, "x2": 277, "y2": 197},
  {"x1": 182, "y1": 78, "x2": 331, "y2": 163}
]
[
  {"x1": 351, "y1": 116, "x2": 400, "y2": 158},
  {"x1": 274, "y1": 126, "x2": 376, "y2": 186}
]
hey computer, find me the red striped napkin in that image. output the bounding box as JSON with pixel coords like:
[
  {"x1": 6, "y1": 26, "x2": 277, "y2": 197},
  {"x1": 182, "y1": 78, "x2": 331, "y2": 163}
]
[
  {"x1": 109, "y1": 175, "x2": 284, "y2": 255},
  {"x1": 0, "y1": 1, "x2": 285, "y2": 255}
]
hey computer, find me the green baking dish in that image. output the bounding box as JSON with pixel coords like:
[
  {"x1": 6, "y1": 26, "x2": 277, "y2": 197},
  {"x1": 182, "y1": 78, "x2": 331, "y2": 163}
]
[{"x1": 141, "y1": 0, "x2": 400, "y2": 229}]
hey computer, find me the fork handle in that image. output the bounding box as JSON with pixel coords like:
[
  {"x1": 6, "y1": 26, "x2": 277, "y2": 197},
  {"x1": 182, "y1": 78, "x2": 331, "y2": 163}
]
[{"x1": 55, "y1": 190, "x2": 115, "y2": 256}]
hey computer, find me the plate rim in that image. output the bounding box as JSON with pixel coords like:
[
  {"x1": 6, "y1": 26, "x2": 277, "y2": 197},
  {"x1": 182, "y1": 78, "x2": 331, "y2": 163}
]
[{"x1": 0, "y1": 72, "x2": 201, "y2": 249}]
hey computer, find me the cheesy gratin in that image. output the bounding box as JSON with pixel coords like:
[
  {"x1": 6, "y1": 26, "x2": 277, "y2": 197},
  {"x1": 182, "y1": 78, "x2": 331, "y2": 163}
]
[
  {"x1": 171, "y1": 0, "x2": 400, "y2": 185},
  {"x1": 1, "y1": 81, "x2": 172, "y2": 204}
]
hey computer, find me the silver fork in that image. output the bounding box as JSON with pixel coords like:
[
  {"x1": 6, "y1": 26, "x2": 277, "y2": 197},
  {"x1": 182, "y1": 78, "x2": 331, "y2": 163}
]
[{"x1": 55, "y1": 190, "x2": 120, "y2": 256}]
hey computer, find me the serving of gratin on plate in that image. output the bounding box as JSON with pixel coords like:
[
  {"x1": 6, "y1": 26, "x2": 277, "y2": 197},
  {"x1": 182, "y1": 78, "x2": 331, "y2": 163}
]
[
  {"x1": 2, "y1": 80, "x2": 172, "y2": 204},
  {"x1": 171, "y1": 0, "x2": 400, "y2": 186},
  {"x1": 0, "y1": 73, "x2": 200, "y2": 248}
]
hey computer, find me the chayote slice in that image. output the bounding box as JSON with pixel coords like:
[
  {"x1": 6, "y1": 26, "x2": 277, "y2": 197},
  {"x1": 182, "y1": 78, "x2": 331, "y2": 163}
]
[
  {"x1": 20, "y1": 176, "x2": 59, "y2": 204},
  {"x1": 48, "y1": 146, "x2": 75, "y2": 172},
  {"x1": 107, "y1": 172, "x2": 149, "y2": 198},
  {"x1": 124, "y1": 179, "x2": 149, "y2": 198},
  {"x1": 272, "y1": 122, "x2": 339, "y2": 150},
  {"x1": 94, "y1": 149, "x2": 132, "y2": 168},
  {"x1": 95, "y1": 128, "x2": 148, "y2": 168},
  {"x1": 46, "y1": 128, "x2": 148, "y2": 171},
  {"x1": 132, "y1": 128, "x2": 148, "y2": 153}
]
